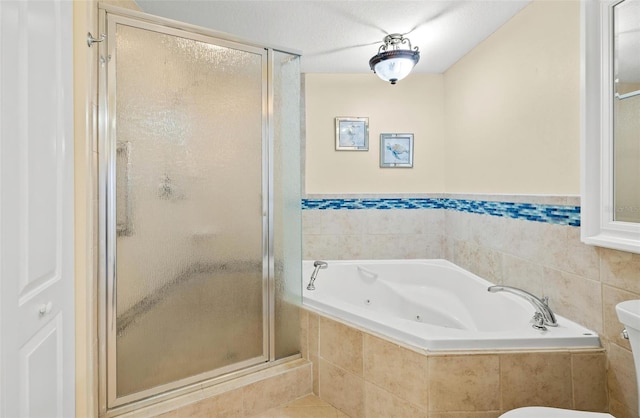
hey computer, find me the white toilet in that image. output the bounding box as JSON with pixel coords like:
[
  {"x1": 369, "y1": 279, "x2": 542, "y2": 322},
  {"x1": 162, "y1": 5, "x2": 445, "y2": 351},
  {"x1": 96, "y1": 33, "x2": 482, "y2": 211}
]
[
  {"x1": 500, "y1": 407, "x2": 613, "y2": 417},
  {"x1": 501, "y1": 299, "x2": 640, "y2": 418}
]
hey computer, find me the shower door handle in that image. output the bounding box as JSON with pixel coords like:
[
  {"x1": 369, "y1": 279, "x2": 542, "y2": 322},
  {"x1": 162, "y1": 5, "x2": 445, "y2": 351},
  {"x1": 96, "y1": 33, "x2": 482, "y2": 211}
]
[{"x1": 116, "y1": 141, "x2": 132, "y2": 236}]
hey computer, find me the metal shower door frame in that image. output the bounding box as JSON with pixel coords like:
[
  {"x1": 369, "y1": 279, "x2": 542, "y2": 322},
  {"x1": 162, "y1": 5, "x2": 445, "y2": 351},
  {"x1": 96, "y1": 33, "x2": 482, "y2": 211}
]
[{"x1": 97, "y1": 5, "x2": 275, "y2": 414}]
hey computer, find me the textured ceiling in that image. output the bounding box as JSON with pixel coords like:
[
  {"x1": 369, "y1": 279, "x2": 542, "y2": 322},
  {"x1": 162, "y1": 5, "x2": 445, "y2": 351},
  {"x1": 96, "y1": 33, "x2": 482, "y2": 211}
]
[{"x1": 136, "y1": 0, "x2": 532, "y2": 74}]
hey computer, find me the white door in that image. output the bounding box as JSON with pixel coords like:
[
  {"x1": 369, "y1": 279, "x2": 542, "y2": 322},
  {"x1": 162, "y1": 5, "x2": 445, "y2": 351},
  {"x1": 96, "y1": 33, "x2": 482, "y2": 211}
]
[{"x1": 0, "y1": 1, "x2": 75, "y2": 417}]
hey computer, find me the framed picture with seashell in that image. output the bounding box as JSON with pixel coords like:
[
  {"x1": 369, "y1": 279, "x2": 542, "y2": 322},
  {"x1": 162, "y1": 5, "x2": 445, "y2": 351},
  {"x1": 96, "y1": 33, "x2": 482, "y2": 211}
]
[{"x1": 335, "y1": 117, "x2": 369, "y2": 150}]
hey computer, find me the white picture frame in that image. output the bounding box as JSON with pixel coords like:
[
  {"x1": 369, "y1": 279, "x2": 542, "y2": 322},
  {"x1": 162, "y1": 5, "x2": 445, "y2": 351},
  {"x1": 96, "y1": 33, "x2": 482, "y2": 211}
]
[
  {"x1": 380, "y1": 133, "x2": 414, "y2": 168},
  {"x1": 335, "y1": 117, "x2": 369, "y2": 150}
]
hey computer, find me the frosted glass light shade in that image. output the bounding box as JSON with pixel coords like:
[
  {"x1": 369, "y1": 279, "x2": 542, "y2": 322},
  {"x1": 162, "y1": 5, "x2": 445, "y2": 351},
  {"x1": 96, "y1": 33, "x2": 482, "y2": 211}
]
[{"x1": 369, "y1": 49, "x2": 420, "y2": 85}]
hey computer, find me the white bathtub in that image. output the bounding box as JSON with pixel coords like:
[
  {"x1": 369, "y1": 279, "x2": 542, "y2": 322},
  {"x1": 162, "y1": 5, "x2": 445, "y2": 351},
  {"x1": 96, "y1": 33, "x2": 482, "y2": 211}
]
[{"x1": 302, "y1": 259, "x2": 600, "y2": 351}]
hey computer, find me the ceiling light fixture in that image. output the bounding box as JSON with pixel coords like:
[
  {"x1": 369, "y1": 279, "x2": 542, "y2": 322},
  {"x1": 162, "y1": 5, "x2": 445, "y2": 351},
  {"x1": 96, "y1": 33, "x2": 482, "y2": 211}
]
[{"x1": 369, "y1": 34, "x2": 420, "y2": 85}]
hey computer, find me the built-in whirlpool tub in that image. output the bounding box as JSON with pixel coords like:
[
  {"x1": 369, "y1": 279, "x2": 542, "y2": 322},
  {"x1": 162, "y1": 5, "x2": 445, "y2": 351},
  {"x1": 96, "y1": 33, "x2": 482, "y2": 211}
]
[{"x1": 300, "y1": 259, "x2": 608, "y2": 416}]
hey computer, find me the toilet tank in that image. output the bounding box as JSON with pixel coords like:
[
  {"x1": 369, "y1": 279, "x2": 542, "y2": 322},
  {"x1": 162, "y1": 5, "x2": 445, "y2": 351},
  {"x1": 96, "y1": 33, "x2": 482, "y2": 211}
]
[{"x1": 616, "y1": 300, "x2": 640, "y2": 414}]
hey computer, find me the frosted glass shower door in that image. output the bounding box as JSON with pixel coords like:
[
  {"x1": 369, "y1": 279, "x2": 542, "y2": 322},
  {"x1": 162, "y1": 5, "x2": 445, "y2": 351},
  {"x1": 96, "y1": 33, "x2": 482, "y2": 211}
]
[{"x1": 103, "y1": 14, "x2": 268, "y2": 405}]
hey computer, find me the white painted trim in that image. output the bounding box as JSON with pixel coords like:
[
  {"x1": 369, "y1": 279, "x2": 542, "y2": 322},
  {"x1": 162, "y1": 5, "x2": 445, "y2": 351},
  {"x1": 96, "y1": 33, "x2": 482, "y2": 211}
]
[
  {"x1": 581, "y1": 0, "x2": 640, "y2": 254},
  {"x1": 0, "y1": 1, "x2": 4, "y2": 414}
]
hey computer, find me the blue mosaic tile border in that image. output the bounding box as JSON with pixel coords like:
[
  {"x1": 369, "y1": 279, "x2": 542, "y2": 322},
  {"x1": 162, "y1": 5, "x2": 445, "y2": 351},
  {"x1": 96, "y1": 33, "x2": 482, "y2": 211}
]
[{"x1": 301, "y1": 198, "x2": 581, "y2": 227}]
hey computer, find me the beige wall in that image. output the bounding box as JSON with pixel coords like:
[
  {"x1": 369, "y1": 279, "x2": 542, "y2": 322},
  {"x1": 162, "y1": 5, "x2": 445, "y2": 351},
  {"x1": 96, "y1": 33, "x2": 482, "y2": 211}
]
[
  {"x1": 73, "y1": 1, "x2": 97, "y2": 416},
  {"x1": 443, "y1": 0, "x2": 581, "y2": 194},
  {"x1": 305, "y1": 1, "x2": 581, "y2": 195},
  {"x1": 305, "y1": 74, "x2": 446, "y2": 194}
]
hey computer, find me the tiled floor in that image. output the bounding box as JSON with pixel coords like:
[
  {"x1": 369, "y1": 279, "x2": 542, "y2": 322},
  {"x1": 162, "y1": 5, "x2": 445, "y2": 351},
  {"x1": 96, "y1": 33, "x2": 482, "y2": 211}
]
[{"x1": 249, "y1": 394, "x2": 350, "y2": 418}]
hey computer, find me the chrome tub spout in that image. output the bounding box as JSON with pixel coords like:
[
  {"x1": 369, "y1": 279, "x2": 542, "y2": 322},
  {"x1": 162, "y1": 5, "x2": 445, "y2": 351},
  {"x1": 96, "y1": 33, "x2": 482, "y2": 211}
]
[
  {"x1": 488, "y1": 285, "x2": 558, "y2": 329},
  {"x1": 307, "y1": 260, "x2": 328, "y2": 291}
]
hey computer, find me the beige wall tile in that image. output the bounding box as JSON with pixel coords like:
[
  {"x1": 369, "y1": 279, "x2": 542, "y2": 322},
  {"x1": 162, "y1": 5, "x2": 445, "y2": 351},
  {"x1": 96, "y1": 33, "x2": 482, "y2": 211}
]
[
  {"x1": 242, "y1": 364, "x2": 312, "y2": 417},
  {"x1": 474, "y1": 245, "x2": 503, "y2": 284},
  {"x1": 424, "y1": 209, "x2": 446, "y2": 233},
  {"x1": 428, "y1": 354, "x2": 500, "y2": 412},
  {"x1": 300, "y1": 309, "x2": 309, "y2": 360},
  {"x1": 168, "y1": 389, "x2": 243, "y2": 418},
  {"x1": 428, "y1": 412, "x2": 501, "y2": 418},
  {"x1": 319, "y1": 317, "x2": 363, "y2": 376},
  {"x1": 364, "y1": 233, "x2": 434, "y2": 259},
  {"x1": 303, "y1": 234, "x2": 365, "y2": 260},
  {"x1": 564, "y1": 227, "x2": 600, "y2": 281},
  {"x1": 362, "y1": 209, "x2": 429, "y2": 235},
  {"x1": 284, "y1": 394, "x2": 333, "y2": 407},
  {"x1": 470, "y1": 213, "x2": 508, "y2": 252},
  {"x1": 310, "y1": 306, "x2": 606, "y2": 417},
  {"x1": 452, "y1": 238, "x2": 503, "y2": 283},
  {"x1": 153, "y1": 410, "x2": 178, "y2": 418},
  {"x1": 565, "y1": 196, "x2": 581, "y2": 206},
  {"x1": 500, "y1": 352, "x2": 572, "y2": 410},
  {"x1": 424, "y1": 233, "x2": 448, "y2": 259},
  {"x1": 310, "y1": 353, "x2": 319, "y2": 396},
  {"x1": 501, "y1": 254, "x2": 544, "y2": 295},
  {"x1": 571, "y1": 352, "x2": 608, "y2": 412},
  {"x1": 364, "y1": 382, "x2": 428, "y2": 418},
  {"x1": 308, "y1": 311, "x2": 319, "y2": 358},
  {"x1": 543, "y1": 267, "x2": 603, "y2": 334},
  {"x1": 445, "y1": 211, "x2": 473, "y2": 242},
  {"x1": 452, "y1": 239, "x2": 476, "y2": 272},
  {"x1": 503, "y1": 217, "x2": 547, "y2": 261},
  {"x1": 319, "y1": 359, "x2": 365, "y2": 418},
  {"x1": 603, "y1": 285, "x2": 638, "y2": 351},
  {"x1": 250, "y1": 395, "x2": 341, "y2": 418},
  {"x1": 607, "y1": 343, "x2": 639, "y2": 417},
  {"x1": 600, "y1": 249, "x2": 640, "y2": 294},
  {"x1": 303, "y1": 210, "x2": 366, "y2": 236},
  {"x1": 363, "y1": 334, "x2": 429, "y2": 408},
  {"x1": 302, "y1": 209, "x2": 448, "y2": 260},
  {"x1": 532, "y1": 223, "x2": 568, "y2": 269},
  {"x1": 249, "y1": 405, "x2": 338, "y2": 418},
  {"x1": 444, "y1": 237, "x2": 455, "y2": 262},
  {"x1": 609, "y1": 397, "x2": 638, "y2": 418}
]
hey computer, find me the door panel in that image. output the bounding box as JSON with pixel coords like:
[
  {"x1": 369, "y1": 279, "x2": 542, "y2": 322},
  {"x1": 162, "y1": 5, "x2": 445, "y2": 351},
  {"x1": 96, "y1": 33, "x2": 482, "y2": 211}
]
[
  {"x1": 0, "y1": 0, "x2": 75, "y2": 417},
  {"x1": 19, "y1": 315, "x2": 64, "y2": 417}
]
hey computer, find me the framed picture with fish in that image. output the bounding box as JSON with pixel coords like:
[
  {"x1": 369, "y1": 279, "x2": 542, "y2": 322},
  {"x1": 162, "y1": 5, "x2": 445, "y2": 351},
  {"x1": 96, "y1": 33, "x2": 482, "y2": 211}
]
[
  {"x1": 380, "y1": 133, "x2": 413, "y2": 168},
  {"x1": 335, "y1": 117, "x2": 369, "y2": 150}
]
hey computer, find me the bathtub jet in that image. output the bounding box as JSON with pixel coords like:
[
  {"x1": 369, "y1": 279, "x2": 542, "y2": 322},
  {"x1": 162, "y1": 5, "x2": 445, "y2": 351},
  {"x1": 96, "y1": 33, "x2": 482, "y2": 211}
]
[{"x1": 306, "y1": 260, "x2": 328, "y2": 291}]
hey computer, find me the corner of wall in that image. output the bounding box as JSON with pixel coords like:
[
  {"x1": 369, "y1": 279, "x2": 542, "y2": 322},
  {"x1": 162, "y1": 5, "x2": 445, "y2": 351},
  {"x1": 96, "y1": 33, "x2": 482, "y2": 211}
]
[
  {"x1": 442, "y1": 0, "x2": 581, "y2": 195},
  {"x1": 73, "y1": 0, "x2": 99, "y2": 416}
]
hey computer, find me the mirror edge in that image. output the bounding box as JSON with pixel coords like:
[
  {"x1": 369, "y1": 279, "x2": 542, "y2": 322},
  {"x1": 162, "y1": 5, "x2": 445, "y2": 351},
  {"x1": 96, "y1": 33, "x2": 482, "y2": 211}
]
[{"x1": 581, "y1": 0, "x2": 640, "y2": 254}]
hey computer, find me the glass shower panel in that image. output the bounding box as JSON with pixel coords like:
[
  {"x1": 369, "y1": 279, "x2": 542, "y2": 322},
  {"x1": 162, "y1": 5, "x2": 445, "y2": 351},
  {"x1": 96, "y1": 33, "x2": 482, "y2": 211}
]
[
  {"x1": 112, "y1": 23, "x2": 266, "y2": 398},
  {"x1": 273, "y1": 51, "x2": 302, "y2": 359}
]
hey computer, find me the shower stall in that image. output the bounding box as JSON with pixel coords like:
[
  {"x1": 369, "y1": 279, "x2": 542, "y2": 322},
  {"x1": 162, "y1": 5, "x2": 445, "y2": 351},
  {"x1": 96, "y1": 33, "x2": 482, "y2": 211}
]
[{"x1": 97, "y1": 5, "x2": 301, "y2": 413}]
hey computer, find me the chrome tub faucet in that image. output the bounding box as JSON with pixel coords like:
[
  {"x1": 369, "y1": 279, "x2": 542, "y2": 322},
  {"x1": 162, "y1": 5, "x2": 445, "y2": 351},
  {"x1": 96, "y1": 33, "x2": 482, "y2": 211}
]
[
  {"x1": 488, "y1": 285, "x2": 558, "y2": 330},
  {"x1": 307, "y1": 261, "x2": 328, "y2": 291}
]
